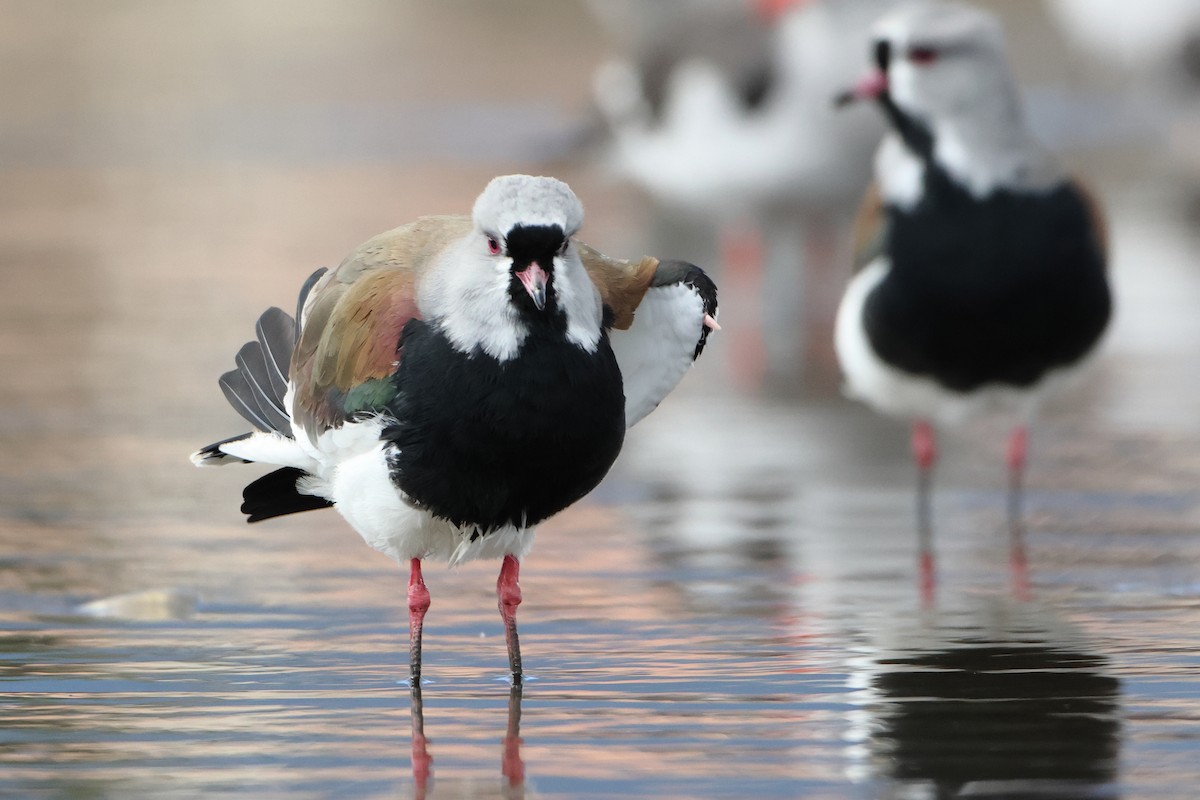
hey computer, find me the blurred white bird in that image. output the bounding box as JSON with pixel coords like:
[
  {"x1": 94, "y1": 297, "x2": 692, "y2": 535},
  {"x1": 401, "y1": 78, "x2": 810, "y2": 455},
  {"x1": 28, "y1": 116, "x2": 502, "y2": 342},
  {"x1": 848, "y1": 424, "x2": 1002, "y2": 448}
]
[
  {"x1": 591, "y1": 0, "x2": 902, "y2": 387},
  {"x1": 592, "y1": 0, "x2": 890, "y2": 215}
]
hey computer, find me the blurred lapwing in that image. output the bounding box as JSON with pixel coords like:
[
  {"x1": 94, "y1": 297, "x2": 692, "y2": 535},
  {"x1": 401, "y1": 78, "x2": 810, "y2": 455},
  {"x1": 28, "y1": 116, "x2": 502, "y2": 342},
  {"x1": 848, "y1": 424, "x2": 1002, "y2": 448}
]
[
  {"x1": 591, "y1": 0, "x2": 899, "y2": 383},
  {"x1": 192, "y1": 175, "x2": 718, "y2": 683},
  {"x1": 591, "y1": 0, "x2": 893, "y2": 217},
  {"x1": 832, "y1": 3, "x2": 1111, "y2": 597}
]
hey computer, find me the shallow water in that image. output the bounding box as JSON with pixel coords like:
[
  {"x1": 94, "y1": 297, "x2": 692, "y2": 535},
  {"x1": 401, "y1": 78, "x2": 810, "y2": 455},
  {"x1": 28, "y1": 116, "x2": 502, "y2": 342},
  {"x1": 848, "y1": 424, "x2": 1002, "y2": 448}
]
[
  {"x1": 6, "y1": 368, "x2": 1200, "y2": 799},
  {"x1": 4, "y1": 1, "x2": 1200, "y2": 798},
  {"x1": 5, "y1": 468, "x2": 1200, "y2": 798}
]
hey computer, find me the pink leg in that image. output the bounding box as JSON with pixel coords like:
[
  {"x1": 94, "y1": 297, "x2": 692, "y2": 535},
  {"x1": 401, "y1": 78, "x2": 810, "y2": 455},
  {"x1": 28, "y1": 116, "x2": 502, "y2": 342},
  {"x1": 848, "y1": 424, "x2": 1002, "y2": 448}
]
[
  {"x1": 1007, "y1": 425, "x2": 1028, "y2": 475},
  {"x1": 1007, "y1": 426, "x2": 1032, "y2": 600},
  {"x1": 912, "y1": 420, "x2": 937, "y2": 471},
  {"x1": 497, "y1": 554, "x2": 524, "y2": 683},
  {"x1": 912, "y1": 420, "x2": 937, "y2": 606},
  {"x1": 408, "y1": 558, "x2": 431, "y2": 683}
]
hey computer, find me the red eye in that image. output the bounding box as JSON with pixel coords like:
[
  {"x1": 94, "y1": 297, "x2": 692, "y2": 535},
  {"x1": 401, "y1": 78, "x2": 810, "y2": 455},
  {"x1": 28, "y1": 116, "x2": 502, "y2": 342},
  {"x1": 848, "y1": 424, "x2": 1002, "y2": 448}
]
[
  {"x1": 487, "y1": 236, "x2": 501, "y2": 255},
  {"x1": 908, "y1": 47, "x2": 938, "y2": 65}
]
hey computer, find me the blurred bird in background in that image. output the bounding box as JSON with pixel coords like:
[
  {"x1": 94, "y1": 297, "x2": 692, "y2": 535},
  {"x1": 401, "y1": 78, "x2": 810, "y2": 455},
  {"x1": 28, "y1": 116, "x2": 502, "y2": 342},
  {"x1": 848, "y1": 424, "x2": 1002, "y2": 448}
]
[
  {"x1": 833, "y1": 2, "x2": 1112, "y2": 599},
  {"x1": 589, "y1": 0, "x2": 901, "y2": 389}
]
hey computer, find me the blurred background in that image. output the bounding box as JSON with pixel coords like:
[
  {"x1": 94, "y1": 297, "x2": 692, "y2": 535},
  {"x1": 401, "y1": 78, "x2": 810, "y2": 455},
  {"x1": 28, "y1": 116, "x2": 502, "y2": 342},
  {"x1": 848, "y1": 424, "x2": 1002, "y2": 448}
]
[{"x1": 3, "y1": 0, "x2": 1200, "y2": 797}]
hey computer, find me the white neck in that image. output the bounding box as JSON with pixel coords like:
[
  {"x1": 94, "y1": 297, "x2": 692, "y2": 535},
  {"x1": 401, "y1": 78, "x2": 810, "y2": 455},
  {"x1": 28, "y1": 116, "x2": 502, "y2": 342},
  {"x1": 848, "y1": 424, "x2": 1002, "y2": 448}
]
[
  {"x1": 877, "y1": 118, "x2": 1061, "y2": 209},
  {"x1": 932, "y1": 105, "x2": 1060, "y2": 199}
]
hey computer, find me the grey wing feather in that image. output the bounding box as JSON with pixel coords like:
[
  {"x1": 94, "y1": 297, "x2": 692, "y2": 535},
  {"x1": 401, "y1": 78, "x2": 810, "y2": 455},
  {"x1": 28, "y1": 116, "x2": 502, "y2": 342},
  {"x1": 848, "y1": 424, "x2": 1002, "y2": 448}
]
[
  {"x1": 211, "y1": 270, "x2": 326, "y2": 438},
  {"x1": 294, "y1": 267, "x2": 328, "y2": 335},
  {"x1": 234, "y1": 342, "x2": 291, "y2": 433},
  {"x1": 255, "y1": 307, "x2": 295, "y2": 400},
  {"x1": 219, "y1": 369, "x2": 275, "y2": 432}
]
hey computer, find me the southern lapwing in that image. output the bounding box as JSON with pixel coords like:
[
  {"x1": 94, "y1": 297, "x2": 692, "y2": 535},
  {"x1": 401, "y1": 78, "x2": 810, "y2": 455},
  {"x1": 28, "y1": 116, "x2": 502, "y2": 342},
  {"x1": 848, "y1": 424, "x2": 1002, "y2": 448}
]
[
  {"x1": 832, "y1": 2, "x2": 1111, "y2": 596},
  {"x1": 192, "y1": 174, "x2": 719, "y2": 683}
]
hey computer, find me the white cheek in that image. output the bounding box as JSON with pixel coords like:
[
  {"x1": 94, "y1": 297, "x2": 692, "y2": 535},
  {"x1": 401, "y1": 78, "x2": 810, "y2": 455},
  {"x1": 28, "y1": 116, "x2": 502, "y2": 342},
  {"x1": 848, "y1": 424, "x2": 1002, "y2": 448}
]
[
  {"x1": 421, "y1": 244, "x2": 528, "y2": 362},
  {"x1": 553, "y1": 255, "x2": 602, "y2": 353}
]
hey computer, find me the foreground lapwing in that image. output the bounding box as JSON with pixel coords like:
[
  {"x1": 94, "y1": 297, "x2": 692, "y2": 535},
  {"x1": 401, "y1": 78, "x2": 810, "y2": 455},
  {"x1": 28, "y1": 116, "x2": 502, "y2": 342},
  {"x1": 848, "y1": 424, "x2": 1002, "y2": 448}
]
[
  {"x1": 191, "y1": 174, "x2": 718, "y2": 683},
  {"x1": 832, "y1": 2, "x2": 1111, "y2": 596}
]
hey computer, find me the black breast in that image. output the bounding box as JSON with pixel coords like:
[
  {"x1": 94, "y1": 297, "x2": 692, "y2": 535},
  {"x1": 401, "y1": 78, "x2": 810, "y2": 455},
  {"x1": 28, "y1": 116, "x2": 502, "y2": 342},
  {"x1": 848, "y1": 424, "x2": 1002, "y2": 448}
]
[
  {"x1": 865, "y1": 172, "x2": 1111, "y2": 392},
  {"x1": 381, "y1": 320, "x2": 627, "y2": 534}
]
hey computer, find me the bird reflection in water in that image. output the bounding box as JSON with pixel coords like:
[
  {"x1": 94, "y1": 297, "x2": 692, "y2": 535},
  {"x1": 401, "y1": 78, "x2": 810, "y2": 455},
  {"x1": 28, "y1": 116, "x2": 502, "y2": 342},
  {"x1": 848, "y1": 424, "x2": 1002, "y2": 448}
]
[
  {"x1": 408, "y1": 684, "x2": 526, "y2": 799},
  {"x1": 850, "y1": 626, "x2": 1121, "y2": 798},
  {"x1": 923, "y1": 502, "x2": 1033, "y2": 608},
  {"x1": 1007, "y1": 509, "x2": 1032, "y2": 604},
  {"x1": 409, "y1": 685, "x2": 433, "y2": 798}
]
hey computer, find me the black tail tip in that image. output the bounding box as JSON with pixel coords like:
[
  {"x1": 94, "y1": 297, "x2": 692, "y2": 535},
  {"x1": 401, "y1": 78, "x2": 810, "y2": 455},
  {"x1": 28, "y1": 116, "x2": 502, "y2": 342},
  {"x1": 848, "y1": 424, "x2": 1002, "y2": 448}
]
[{"x1": 240, "y1": 467, "x2": 333, "y2": 523}]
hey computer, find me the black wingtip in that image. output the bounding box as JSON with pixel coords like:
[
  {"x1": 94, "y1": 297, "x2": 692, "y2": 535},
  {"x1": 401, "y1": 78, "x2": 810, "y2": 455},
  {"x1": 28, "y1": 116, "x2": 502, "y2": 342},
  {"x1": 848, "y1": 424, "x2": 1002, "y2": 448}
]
[{"x1": 192, "y1": 432, "x2": 253, "y2": 465}]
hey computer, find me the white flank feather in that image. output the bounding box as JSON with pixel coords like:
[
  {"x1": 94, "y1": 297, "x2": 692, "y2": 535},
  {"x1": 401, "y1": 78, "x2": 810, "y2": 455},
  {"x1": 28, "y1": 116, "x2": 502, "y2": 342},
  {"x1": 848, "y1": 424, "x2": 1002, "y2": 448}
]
[
  {"x1": 331, "y1": 441, "x2": 536, "y2": 566},
  {"x1": 190, "y1": 431, "x2": 318, "y2": 472},
  {"x1": 611, "y1": 282, "x2": 705, "y2": 428}
]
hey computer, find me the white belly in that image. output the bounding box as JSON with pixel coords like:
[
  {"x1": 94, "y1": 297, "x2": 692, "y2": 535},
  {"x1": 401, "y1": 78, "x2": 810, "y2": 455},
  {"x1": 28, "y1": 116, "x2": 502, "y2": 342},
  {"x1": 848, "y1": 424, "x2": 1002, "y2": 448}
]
[{"x1": 330, "y1": 440, "x2": 536, "y2": 566}]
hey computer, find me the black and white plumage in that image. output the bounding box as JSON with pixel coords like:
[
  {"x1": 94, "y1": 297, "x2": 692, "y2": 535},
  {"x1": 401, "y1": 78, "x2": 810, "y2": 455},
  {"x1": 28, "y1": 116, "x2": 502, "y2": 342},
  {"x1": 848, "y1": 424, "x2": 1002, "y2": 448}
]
[
  {"x1": 832, "y1": 3, "x2": 1112, "y2": 596},
  {"x1": 191, "y1": 174, "x2": 718, "y2": 682}
]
